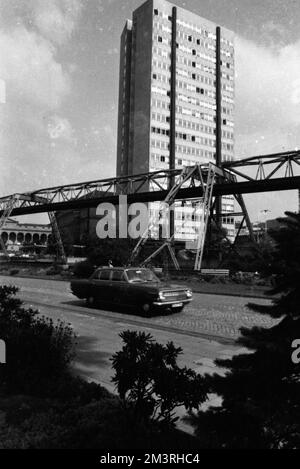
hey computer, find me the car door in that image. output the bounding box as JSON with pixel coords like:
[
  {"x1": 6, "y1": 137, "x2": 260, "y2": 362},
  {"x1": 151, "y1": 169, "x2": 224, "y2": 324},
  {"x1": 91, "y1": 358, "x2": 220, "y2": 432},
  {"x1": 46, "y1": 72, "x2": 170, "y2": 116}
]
[
  {"x1": 110, "y1": 270, "x2": 128, "y2": 306},
  {"x1": 90, "y1": 268, "x2": 111, "y2": 303}
]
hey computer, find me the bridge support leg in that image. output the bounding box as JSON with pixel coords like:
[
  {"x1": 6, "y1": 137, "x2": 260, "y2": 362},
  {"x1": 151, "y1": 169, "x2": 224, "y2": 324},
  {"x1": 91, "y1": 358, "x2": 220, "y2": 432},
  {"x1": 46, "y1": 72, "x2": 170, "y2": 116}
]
[
  {"x1": 48, "y1": 212, "x2": 67, "y2": 264},
  {"x1": 128, "y1": 166, "x2": 199, "y2": 270},
  {"x1": 0, "y1": 195, "x2": 21, "y2": 260},
  {"x1": 194, "y1": 164, "x2": 216, "y2": 271}
]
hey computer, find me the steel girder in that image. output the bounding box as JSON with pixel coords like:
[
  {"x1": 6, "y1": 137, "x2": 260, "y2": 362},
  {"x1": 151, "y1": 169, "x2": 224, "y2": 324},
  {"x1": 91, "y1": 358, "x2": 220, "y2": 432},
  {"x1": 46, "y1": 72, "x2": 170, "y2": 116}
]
[{"x1": 0, "y1": 150, "x2": 299, "y2": 219}]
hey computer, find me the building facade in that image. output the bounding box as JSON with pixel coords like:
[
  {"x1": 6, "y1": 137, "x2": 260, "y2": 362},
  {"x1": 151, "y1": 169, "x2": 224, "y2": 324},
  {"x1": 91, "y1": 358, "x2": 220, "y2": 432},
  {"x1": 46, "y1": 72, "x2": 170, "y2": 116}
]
[
  {"x1": 117, "y1": 0, "x2": 235, "y2": 242},
  {"x1": 0, "y1": 218, "x2": 52, "y2": 254}
]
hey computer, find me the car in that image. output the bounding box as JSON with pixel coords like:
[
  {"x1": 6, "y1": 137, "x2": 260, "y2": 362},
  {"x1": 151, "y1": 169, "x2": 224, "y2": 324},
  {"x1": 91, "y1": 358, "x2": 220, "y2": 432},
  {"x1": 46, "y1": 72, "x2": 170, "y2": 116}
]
[{"x1": 70, "y1": 267, "x2": 193, "y2": 316}]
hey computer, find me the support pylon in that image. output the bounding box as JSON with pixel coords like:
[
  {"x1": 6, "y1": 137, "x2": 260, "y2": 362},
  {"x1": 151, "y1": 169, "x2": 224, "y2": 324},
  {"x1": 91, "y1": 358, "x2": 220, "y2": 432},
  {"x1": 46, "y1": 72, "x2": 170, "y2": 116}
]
[
  {"x1": 194, "y1": 164, "x2": 217, "y2": 271},
  {"x1": 128, "y1": 166, "x2": 198, "y2": 269},
  {"x1": 0, "y1": 195, "x2": 21, "y2": 259},
  {"x1": 48, "y1": 212, "x2": 67, "y2": 264}
]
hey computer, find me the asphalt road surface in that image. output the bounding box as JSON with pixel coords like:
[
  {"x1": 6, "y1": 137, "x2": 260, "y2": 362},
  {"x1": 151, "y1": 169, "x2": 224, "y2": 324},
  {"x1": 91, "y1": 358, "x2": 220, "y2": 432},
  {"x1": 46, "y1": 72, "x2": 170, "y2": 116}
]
[{"x1": 0, "y1": 275, "x2": 274, "y2": 391}]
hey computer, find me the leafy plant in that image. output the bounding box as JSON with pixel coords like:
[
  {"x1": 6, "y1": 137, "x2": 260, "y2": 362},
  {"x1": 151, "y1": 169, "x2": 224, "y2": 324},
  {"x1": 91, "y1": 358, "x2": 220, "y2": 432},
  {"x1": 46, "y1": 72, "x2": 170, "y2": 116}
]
[
  {"x1": 111, "y1": 330, "x2": 206, "y2": 427},
  {"x1": 0, "y1": 285, "x2": 76, "y2": 397}
]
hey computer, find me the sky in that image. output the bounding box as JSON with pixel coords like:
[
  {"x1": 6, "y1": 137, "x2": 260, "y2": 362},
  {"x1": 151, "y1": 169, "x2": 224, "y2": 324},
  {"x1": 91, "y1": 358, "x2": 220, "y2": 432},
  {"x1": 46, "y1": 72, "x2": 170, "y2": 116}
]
[{"x1": 0, "y1": 0, "x2": 300, "y2": 225}]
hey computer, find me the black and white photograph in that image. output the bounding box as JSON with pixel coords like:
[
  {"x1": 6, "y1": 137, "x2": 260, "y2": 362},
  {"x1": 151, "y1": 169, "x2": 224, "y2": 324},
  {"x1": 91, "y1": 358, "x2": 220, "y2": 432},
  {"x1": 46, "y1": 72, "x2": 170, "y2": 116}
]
[{"x1": 0, "y1": 0, "x2": 300, "y2": 458}]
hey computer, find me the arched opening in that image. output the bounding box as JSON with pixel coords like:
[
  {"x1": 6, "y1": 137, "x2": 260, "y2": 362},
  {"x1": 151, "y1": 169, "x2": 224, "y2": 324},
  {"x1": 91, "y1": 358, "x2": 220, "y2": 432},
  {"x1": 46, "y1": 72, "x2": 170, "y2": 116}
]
[
  {"x1": 33, "y1": 233, "x2": 40, "y2": 244},
  {"x1": 17, "y1": 232, "x2": 24, "y2": 243},
  {"x1": 40, "y1": 234, "x2": 47, "y2": 244},
  {"x1": 25, "y1": 233, "x2": 32, "y2": 244},
  {"x1": 9, "y1": 232, "x2": 16, "y2": 243}
]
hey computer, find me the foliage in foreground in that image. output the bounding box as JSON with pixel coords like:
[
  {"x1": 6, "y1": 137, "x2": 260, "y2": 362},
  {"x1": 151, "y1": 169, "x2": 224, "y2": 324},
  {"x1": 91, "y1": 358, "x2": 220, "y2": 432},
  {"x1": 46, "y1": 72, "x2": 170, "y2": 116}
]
[
  {"x1": 0, "y1": 286, "x2": 200, "y2": 448},
  {"x1": 188, "y1": 212, "x2": 300, "y2": 449},
  {"x1": 111, "y1": 330, "x2": 206, "y2": 427}
]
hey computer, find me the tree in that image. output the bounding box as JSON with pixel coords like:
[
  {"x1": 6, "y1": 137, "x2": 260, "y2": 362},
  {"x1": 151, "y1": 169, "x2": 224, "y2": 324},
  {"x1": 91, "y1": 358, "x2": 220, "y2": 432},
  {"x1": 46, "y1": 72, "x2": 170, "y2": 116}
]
[
  {"x1": 111, "y1": 330, "x2": 206, "y2": 427},
  {"x1": 86, "y1": 238, "x2": 137, "y2": 267},
  {"x1": 188, "y1": 212, "x2": 300, "y2": 448}
]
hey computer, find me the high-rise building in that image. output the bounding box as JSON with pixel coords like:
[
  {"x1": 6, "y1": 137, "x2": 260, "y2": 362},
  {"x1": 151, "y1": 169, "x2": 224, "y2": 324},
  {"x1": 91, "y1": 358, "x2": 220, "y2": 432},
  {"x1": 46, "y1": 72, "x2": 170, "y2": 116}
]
[{"x1": 117, "y1": 0, "x2": 235, "y2": 242}]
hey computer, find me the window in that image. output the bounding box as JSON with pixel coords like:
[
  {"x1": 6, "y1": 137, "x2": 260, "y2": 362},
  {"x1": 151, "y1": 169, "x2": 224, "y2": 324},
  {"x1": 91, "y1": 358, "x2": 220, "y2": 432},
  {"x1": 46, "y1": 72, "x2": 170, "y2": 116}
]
[
  {"x1": 161, "y1": 156, "x2": 165, "y2": 162},
  {"x1": 99, "y1": 270, "x2": 111, "y2": 280},
  {"x1": 112, "y1": 270, "x2": 125, "y2": 282},
  {"x1": 154, "y1": 9, "x2": 158, "y2": 15},
  {"x1": 192, "y1": 62, "x2": 196, "y2": 67},
  {"x1": 192, "y1": 49, "x2": 196, "y2": 55},
  {"x1": 158, "y1": 36, "x2": 162, "y2": 42}
]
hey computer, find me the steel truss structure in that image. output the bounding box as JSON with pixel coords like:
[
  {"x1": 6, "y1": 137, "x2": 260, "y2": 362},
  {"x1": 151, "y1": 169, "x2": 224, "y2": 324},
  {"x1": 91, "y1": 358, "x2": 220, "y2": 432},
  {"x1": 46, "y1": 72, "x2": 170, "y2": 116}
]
[
  {"x1": 0, "y1": 194, "x2": 67, "y2": 263},
  {"x1": 0, "y1": 150, "x2": 299, "y2": 268}
]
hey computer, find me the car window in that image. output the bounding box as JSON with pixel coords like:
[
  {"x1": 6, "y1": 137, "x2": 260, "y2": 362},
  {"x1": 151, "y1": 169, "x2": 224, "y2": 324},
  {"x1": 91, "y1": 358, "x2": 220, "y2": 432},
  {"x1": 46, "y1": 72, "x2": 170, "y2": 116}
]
[
  {"x1": 126, "y1": 269, "x2": 160, "y2": 283},
  {"x1": 99, "y1": 269, "x2": 111, "y2": 280},
  {"x1": 111, "y1": 270, "x2": 125, "y2": 282}
]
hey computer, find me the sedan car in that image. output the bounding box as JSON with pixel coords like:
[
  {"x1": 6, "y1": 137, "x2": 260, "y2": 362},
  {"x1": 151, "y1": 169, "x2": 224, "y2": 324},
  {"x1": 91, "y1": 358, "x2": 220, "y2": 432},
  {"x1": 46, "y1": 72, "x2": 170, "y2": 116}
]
[{"x1": 70, "y1": 267, "x2": 193, "y2": 315}]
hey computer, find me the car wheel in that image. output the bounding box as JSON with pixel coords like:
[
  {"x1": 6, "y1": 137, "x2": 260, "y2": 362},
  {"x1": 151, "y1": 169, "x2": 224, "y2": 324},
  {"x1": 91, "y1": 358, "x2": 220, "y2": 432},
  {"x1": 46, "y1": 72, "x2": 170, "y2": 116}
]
[
  {"x1": 86, "y1": 295, "x2": 95, "y2": 307},
  {"x1": 141, "y1": 303, "x2": 151, "y2": 317},
  {"x1": 173, "y1": 306, "x2": 184, "y2": 313}
]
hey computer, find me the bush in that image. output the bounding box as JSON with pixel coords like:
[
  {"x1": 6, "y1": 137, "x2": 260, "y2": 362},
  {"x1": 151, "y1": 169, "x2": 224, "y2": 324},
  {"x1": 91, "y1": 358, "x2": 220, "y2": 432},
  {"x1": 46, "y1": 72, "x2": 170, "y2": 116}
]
[
  {"x1": 0, "y1": 394, "x2": 199, "y2": 449},
  {"x1": 73, "y1": 260, "x2": 95, "y2": 279},
  {"x1": 0, "y1": 285, "x2": 76, "y2": 397},
  {"x1": 111, "y1": 330, "x2": 206, "y2": 427},
  {"x1": 9, "y1": 269, "x2": 19, "y2": 276}
]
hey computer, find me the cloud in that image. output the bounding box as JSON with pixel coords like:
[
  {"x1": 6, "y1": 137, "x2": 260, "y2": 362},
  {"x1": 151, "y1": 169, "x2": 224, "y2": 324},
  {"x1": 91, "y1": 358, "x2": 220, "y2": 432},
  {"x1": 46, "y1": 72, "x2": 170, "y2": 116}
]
[
  {"x1": 0, "y1": 26, "x2": 70, "y2": 109},
  {"x1": 47, "y1": 115, "x2": 74, "y2": 141},
  {"x1": 33, "y1": 0, "x2": 84, "y2": 45},
  {"x1": 0, "y1": 0, "x2": 84, "y2": 196},
  {"x1": 235, "y1": 36, "x2": 300, "y2": 156}
]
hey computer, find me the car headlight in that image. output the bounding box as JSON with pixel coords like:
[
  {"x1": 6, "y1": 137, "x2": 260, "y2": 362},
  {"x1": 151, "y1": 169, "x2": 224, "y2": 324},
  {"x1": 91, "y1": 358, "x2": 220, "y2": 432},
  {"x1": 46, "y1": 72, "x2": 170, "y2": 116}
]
[
  {"x1": 158, "y1": 292, "x2": 165, "y2": 301},
  {"x1": 186, "y1": 290, "x2": 193, "y2": 298}
]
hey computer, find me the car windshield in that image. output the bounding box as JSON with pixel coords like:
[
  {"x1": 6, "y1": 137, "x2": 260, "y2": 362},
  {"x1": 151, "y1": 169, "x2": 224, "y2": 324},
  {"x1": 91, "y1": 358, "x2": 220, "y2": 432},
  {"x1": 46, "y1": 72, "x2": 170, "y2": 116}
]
[{"x1": 126, "y1": 269, "x2": 160, "y2": 283}]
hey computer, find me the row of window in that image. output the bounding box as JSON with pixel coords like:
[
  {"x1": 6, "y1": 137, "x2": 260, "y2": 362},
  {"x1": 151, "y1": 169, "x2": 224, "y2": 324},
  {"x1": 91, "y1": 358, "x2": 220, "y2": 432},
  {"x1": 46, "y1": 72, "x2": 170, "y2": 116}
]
[
  {"x1": 152, "y1": 72, "x2": 216, "y2": 99},
  {"x1": 177, "y1": 93, "x2": 216, "y2": 110},
  {"x1": 176, "y1": 104, "x2": 215, "y2": 122},
  {"x1": 154, "y1": 34, "x2": 233, "y2": 71},
  {"x1": 176, "y1": 55, "x2": 215, "y2": 76},
  {"x1": 150, "y1": 139, "x2": 217, "y2": 158},
  {"x1": 222, "y1": 217, "x2": 235, "y2": 225},
  {"x1": 151, "y1": 125, "x2": 217, "y2": 147},
  {"x1": 151, "y1": 98, "x2": 217, "y2": 123},
  {"x1": 151, "y1": 112, "x2": 233, "y2": 140},
  {"x1": 153, "y1": 8, "x2": 234, "y2": 48},
  {"x1": 150, "y1": 152, "x2": 234, "y2": 167},
  {"x1": 176, "y1": 29, "x2": 216, "y2": 51},
  {"x1": 152, "y1": 59, "x2": 234, "y2": 91}
]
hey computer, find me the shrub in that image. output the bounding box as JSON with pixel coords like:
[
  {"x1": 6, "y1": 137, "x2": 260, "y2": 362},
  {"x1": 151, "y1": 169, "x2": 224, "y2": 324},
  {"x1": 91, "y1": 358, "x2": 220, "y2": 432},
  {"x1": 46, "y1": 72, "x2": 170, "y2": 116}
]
[
  {"x1": 0, "y1": 285, "x2": 76, "y2": 397},
  {"x1": 111, "y1": 330, "x2": 206, "y2": 427},
  {"x1": 9, "y1": 269, "x2": 19, "y2": 276},
  {"x1": 73, "y1": 260, "x2": 95, "y2": 279}
]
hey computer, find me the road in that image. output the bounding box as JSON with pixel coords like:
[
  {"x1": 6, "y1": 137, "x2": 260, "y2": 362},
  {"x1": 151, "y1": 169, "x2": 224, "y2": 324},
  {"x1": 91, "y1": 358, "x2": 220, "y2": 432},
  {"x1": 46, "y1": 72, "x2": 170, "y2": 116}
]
[{"x1": 0, "y1": 275, "x2": 274, "y2": 391}]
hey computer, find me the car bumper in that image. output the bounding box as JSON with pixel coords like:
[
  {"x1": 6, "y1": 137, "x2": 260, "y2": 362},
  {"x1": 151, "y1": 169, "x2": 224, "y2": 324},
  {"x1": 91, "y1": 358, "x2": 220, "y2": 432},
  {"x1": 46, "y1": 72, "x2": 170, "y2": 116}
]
[{"x1": 153, "y1": 298, "x2": 192, "y2": 307}]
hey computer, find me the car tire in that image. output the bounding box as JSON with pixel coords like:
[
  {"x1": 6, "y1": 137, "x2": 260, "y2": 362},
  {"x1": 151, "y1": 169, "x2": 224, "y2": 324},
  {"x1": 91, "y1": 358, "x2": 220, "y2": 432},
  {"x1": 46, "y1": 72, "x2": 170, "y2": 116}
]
[
  {"x1": 86, "y1": 295, "x2": 95, "y2": 307},
  {"x1": 173, "y1": 306, "x2": 184, "y2": 313},
  {"x1": 140, "y1": 303, "x2": 151, "y2": 317}
]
